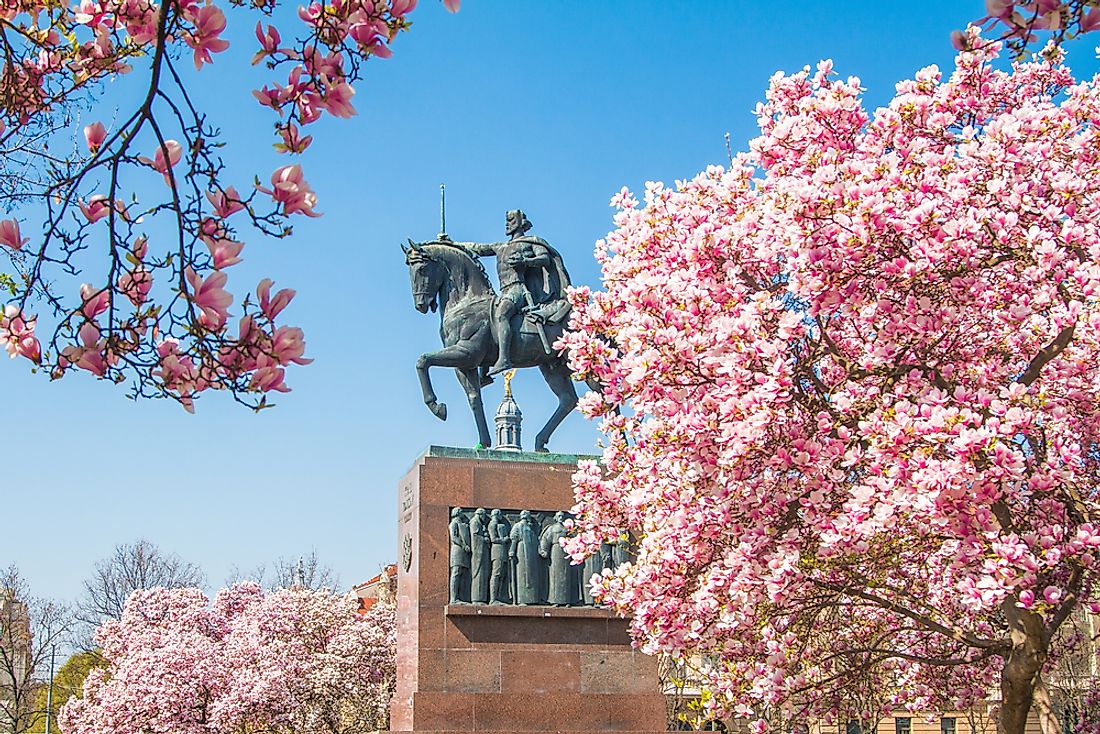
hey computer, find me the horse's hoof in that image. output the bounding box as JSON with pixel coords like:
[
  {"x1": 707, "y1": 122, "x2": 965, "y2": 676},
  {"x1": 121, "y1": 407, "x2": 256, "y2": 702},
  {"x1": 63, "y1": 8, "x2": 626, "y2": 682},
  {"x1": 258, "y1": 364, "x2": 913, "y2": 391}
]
[
  {"x1": 534, "y1": 446, "x2": 549, "y2": 454},
  {"x1": 428, "y1": 401, "x2": 448, "y2": 421}
]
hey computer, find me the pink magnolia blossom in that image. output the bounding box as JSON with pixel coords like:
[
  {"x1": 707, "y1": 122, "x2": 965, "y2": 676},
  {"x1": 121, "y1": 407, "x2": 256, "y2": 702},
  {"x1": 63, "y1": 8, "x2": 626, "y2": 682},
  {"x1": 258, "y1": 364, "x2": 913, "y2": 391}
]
[
  {"x1": 0, "y1": 306, "x2": 41, "y2": 363},
  {"x1": 73, "y1": 0, "x2": 109, "y2": 27},
  {"x1": 984, "y1": 0, "x2": 1014, "y2": 20},
  {"x1": 206, "y1": 236, "x2": 244, "y2": 269},
  {"x1": 60, "y1": 322, "x2": 112, "y2": 375},
  {"x1": 185, "y1": 266, "x2": 232, "y2": 329},
  {"x1": 78, "y1": 195, "x2": 118, "y2": 223},
  {"x1": 206, "y1": 186, "x2": 246, "y2": 218},
  {"x1": 253, "y1": 84, "x2": 284, "y2": 111},
  {"x1": 79, "y1": 283, "x2": 110, "y2": 318},
  {"x1": 151, "y1": 338, "x2": 204, "y2": 412},
  {"x1": 258, "y1": 164, "x2": 320, "y2": 217},
  {"x1": 1084, "y1": 6, "x2": 1100, "y2": 33},
  {"x1": 256, "y1": 278, "x2": 295, "y2": 319},
  {"x1": 186, "y1": 3, "x2": 230, "y2": 69},
  {"x1": 137, "y1": 139, "x2": 183, "y2": 177},
  {"x1": 279, "y1": 66, "x2": 324, "y2": 124},
  {"x1": 200, "y1": 215, "x2": 226, "y2": 241},
  {"x1": 348, "y1": 18, "x2": 387, "y2": 48},
  {"x1": 297, "y1": 2, "x2": 322, "y2": 26},
  {"x1": 249, "y1": 355, "x2": 289, "y2": 392},
  {"x1": 294, "y1": 91, "x2": 322, "y2": 123},
  {"x1": 132, "y1": 235, "x2": 148, "y2": 260},
  {"x1": 0, "y1": 219, "x2": 29, "y2": 250},
  {"x1": 303, "y1": 50, "x2": 343, "y2": 79},
  {"x1": 320, "y1": 78, "x2": 356, "y2": 118},
  {"x1": 275, "y1": 123, "x2": 313, "y2": 154},
  {"x1": 252, "y1": 21, "x2": 289, "y2": 64},
  {"x1": 83, "y1": 120, "x2": 106, "y2": 152},
  {"x1": 116, "y1": 0, "x2": 158, "y2": 44},
  {"x1": 271, "y1": 325, "x2": 312, "y2": 365},
  {"x1": 118, "y1": 266, "x2": 152, "y2": 305}
]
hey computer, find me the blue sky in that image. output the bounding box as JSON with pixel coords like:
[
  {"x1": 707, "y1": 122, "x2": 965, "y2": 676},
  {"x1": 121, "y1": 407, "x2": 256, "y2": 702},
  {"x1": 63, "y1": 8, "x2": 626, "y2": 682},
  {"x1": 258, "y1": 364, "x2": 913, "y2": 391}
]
[{"x1": 8, "y1": 1, "x2": 1099, "y2": 602}]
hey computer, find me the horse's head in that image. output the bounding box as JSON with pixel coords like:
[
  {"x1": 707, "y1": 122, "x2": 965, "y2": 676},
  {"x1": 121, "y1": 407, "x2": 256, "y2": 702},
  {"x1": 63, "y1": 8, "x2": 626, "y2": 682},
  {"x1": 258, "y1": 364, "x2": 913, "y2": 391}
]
[{"x1": 402, "y1": 240, "x2": 445, "y2": 313}]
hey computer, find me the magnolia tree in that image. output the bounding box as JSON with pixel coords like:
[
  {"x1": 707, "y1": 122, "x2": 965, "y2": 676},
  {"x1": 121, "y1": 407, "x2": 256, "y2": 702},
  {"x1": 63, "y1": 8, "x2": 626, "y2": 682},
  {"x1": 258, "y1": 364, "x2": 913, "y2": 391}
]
[
  {"x1": 0, "y1": 0, "x2": 456, "y2": 410},
  {"x1": 58, "y1": 583, "x2": 397, "y2": 734},
  {"x1": 563, "y1": 31, "x2": 1100, "y2": 734}
]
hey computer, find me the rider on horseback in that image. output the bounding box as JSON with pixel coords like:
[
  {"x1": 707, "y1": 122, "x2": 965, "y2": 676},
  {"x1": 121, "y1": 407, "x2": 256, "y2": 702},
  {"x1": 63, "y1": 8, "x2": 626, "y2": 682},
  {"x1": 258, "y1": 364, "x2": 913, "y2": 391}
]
[{"x1": 463, "y1": 210, "x2": 571, "y2": 377}]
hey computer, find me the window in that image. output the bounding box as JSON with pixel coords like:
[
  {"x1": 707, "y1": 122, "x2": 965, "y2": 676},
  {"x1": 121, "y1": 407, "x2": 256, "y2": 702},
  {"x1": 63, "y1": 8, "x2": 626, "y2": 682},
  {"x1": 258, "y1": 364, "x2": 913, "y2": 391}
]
[
  {"x1": 847, "y1": 722, "x2": 862, "y2": 734},
  {"x1": 941, "y1": 718, "x2": 957, "y2": 734},
  {"x1": 896, "y1": 718, "x2": 912, "y2": 734}
]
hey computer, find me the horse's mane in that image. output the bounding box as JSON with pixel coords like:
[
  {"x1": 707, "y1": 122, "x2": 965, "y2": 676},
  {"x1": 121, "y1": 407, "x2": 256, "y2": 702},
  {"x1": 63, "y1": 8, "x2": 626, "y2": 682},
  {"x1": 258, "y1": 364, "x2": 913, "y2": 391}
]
[{"x1": 426, "y1": 240, "x2": 495, "y2": 293}]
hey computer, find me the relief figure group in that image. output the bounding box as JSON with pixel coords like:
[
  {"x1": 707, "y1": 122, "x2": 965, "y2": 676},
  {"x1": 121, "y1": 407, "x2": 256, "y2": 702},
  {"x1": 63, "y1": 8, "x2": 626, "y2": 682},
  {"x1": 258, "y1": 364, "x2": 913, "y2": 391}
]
[{"x1": 448, "y1": 506, "x2": 633, "y2": 607}]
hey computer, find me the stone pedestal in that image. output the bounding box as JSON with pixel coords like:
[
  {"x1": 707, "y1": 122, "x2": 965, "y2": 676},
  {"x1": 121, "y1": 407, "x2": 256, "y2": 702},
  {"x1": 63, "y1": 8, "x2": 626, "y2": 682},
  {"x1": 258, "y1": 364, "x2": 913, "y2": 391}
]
[{"x1": 392, "y1": 446, "x2": 667, "y2": 734}]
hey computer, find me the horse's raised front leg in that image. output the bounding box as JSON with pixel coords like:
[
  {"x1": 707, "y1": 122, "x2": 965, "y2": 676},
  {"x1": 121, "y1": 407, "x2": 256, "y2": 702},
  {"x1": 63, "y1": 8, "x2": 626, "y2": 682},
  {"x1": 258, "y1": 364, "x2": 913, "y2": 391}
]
[
  {"x1": 456, "y1": 368, "x2": 492, "y2": 449},
  {"x1": 415, "y1": 342, "x2": 482, "y2": 422},
  {"x1": 535, "y1": 360, "x2": 579, "y2": 452}
]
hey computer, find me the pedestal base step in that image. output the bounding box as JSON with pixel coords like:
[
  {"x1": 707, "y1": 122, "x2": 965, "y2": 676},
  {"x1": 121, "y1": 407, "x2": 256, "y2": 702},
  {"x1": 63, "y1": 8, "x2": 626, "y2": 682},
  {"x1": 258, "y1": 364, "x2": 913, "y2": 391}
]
[{"x1": 406, "y1": 691, "x2": 666, "y2": 732}]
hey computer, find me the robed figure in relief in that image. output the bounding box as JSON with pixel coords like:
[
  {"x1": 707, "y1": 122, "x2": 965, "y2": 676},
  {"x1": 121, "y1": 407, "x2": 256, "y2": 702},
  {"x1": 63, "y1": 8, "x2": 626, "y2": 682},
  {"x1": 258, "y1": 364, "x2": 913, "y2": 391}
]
[
  {"x1": 469, "y1": 508, "x2": 491, "y2": 604},
  {"x1": 539, "y1": 512, "x2": 573, "y2": 606},
  {"x1": 488, "y1": 509, "x2": 512, "y2": 605},
  {"x1": 509, "y1": 510, "x2": 541, "y2": 605},
  {"x1": 448, "y1": 508, "x2": 472, "y2": 604}
]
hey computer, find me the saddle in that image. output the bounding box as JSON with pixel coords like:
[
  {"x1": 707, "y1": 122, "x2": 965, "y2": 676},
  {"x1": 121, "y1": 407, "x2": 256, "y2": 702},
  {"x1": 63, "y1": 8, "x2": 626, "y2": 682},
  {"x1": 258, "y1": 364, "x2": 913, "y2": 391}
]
[{"x1": 513, "y1": 298, "x2": 571, "y2": 334}]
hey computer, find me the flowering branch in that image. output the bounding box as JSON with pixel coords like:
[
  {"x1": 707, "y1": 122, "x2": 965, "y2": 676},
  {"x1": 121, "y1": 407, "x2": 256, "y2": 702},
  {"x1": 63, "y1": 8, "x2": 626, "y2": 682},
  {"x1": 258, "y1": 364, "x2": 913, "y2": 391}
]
[{"x1": 0, "y1": 0, "x2": 457, "y2": 409}]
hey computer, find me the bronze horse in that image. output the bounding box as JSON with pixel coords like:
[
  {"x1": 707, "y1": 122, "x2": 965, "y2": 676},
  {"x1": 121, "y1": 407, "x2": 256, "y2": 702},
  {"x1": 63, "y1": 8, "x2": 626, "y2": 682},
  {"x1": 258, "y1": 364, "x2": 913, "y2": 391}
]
[{"x1": 403, "y1": 239, "x2": 578, "y2": 452}]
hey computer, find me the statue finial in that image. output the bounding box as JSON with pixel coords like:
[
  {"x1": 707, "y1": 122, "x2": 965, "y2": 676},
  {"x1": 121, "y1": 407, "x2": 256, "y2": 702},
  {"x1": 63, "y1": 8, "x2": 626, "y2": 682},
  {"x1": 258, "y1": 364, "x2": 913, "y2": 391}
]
[
  {"x1": 495, "y1": 370, "x2": 522, "y2": 450},
  {"x1": 439, "y1": 184, "x2": 447, "y2": 240}
]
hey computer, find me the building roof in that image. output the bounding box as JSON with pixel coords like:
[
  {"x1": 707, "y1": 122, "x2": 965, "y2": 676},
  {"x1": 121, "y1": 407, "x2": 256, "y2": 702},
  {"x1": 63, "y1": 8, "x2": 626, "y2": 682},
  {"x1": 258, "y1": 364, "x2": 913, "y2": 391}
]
[{"x1": 353, "y1": 564, "x2": 397, "y2": 614}]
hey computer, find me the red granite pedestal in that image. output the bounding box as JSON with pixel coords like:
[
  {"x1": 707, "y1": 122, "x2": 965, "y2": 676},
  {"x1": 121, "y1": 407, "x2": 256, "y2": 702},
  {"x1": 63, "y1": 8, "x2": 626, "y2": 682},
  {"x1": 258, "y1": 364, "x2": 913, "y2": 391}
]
[{"x1": 392, "y1": 446, "x2": 667, "y2": 734}]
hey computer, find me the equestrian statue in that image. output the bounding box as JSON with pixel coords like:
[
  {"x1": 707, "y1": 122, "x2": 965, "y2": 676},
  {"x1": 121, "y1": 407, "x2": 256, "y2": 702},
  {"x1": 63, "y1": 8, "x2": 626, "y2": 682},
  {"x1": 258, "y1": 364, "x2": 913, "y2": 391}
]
[{"x1": 403, "y1": 207, "x2": 580, "y2": 452}]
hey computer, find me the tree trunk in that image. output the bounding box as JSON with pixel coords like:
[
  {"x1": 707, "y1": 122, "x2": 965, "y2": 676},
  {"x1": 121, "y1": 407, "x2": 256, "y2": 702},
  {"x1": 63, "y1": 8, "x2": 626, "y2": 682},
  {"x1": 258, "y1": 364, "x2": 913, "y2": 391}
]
[
  {"x1": 1032, "y1": 676, "x2": 1062, "y2": 734},
  {"x1": 999, "y1": 604, "x2": 1050, "y2": 734},
  {"x1": 1000, "y1": 651, "x2": 1039, "y2": 734}
]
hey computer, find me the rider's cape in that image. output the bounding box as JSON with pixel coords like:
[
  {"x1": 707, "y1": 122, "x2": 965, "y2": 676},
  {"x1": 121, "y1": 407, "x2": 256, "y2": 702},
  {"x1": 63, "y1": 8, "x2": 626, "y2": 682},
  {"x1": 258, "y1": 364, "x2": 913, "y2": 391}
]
[{"x1": 514, "y1": 235, "x2": 572, "y2": 326}]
